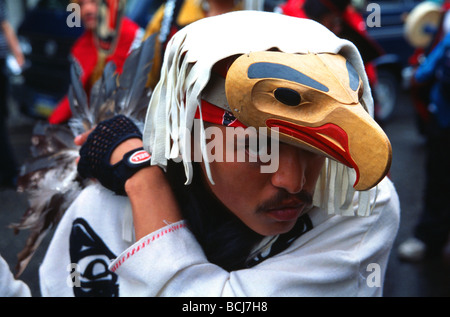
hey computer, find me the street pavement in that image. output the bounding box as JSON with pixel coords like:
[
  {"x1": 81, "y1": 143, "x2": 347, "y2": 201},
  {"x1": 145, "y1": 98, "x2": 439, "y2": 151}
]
[{"x1": 0, "y1": 89, "x2": 449, "y2": 297}]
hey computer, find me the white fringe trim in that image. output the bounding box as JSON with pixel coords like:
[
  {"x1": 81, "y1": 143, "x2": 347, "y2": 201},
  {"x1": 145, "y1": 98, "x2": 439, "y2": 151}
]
[{"x1": 313, "y1": 159, "x2": 378, "y2": 216}]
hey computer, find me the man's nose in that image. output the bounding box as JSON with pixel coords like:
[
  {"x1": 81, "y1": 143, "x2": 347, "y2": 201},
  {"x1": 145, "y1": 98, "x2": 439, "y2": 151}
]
[{"x1": 270, "y1": 145, "x2": 306, "y2": 194}]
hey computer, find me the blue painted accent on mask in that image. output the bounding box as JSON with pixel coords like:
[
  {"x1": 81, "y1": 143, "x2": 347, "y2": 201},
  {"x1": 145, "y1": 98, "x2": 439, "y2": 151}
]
[
  {"x1": 248, "y1": 62, "x2": 329, "y2": 92},
  {"x1": 346, "y1": 60, "x2": 360, "y2": 91}
]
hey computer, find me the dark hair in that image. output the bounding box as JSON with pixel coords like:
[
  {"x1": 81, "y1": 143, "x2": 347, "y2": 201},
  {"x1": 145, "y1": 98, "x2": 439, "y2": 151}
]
[{"x1": 166, "y1": 160, "x2": 264, "y2": 271}]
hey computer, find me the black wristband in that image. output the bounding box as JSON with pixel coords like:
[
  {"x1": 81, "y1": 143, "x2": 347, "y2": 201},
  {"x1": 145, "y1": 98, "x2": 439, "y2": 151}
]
[
  {"x1": 109, "y1": 147, "x2": 152, "y2": 195},
  {"x1": 77, "y1": 115, "x2": 148, "y2": 195}
]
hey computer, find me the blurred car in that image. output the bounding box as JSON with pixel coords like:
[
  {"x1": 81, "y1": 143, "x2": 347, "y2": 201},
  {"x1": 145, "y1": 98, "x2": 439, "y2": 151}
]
[
  {"x1": 359, "y1": 0, "x2": 425, "y2": 121},
  {"x1": 8, "y1": 0, "x2": 83, "y2": 119}
]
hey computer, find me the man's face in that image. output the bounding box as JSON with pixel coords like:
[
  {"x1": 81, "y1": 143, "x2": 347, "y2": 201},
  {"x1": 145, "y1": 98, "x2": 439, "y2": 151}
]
[
  {"x1": 79, "y1": 0, "x2": 98, "y2": 31},
  {"x1": 199, "y1": 124, "x2": 325, "y2": 237}
]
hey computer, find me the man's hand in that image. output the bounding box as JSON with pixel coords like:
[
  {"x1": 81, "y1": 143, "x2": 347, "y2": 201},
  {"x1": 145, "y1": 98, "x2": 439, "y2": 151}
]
[
  {"x1": 75, "y1": 129, "x2": 143, "y2": 165},
  {"x1": 74, "y1": 128, "x2": 94, "y2": 147},
  {"x1": 74, "y1": 116, "x2": 182, "y2": 240},
  {"x1": 76, "y1": 115, "x2": 146, "y2": 195}
]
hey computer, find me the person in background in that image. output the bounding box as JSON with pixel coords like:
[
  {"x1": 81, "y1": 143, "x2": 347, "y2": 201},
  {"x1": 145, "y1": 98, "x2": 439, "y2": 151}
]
[
  {"x1": 398, "y1": 25, "x2": 450, "y2": 262},
  {"x1": 407, "y1": 1, "x2": 450, "y2": 135},
  {"x1": 279, "y1": 0, "x2": 383, "y2": 65},
  {"x1": 278, "y1": 0, "x2": 385, "y2": 121},
  {"x1": 48, "y1": 0, "x2": 143, "y2": 125},
  {"x1": 142, "y1": 0, "x2": 244, "y2": 90},
  {"x1": 126, "y1": 0, "x2": 164, "y2": 28},
  {"x1": 0, "y1": 0, "x2": 24, "y2": 188}
]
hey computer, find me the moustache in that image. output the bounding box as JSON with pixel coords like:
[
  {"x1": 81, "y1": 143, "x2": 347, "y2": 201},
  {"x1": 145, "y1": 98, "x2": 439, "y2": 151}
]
[{"x1": 256, "y1": 189, "x2": 313, "y2": 214}]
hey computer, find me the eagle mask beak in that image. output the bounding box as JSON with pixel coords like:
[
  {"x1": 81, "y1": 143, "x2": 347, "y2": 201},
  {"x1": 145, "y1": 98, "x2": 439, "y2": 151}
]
[{"x1": 224, "y1": 51, "x2": 392, "y2": 191}]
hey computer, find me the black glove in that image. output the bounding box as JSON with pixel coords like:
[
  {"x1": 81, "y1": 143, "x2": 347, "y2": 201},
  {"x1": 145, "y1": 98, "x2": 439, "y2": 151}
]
[{"x1": 78, "y1": 115, "x2": 151, "y2": 195}]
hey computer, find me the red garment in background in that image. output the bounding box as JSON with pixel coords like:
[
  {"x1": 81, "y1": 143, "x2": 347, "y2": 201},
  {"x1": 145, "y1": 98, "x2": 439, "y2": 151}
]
[
  {"x1": 48, "y1": 17, "x2": 141, "y2": 124},
  {"x1": 280, "y1": 0, "x2": 370, "y2": 41},
  {"x1": 279, "y1": 0, "x2": 383, "y2": 85}
]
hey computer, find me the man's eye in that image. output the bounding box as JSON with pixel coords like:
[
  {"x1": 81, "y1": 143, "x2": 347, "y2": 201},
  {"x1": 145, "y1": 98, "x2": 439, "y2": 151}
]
[{"x1": 245, "y1": 137, "x2": 272, "y2": 157}]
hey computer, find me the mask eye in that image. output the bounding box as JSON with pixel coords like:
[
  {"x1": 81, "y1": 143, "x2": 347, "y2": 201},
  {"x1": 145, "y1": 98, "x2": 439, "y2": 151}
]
[{"x1": 274, "y1": 88, "x2": 301, "y2": 106}]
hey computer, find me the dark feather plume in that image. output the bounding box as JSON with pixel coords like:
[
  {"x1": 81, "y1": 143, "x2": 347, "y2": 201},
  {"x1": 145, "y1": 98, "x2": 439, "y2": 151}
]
[
  {"x1": 68, "y1": 61, "x2": 91, "y2": 130},
  {"x1": 115, "y1": 34, "x2": 156, "y2": 118},
  {"x1": 88, "y1": 61, "x2": 118, "y2": 125},
  {"x1": 10, "y1": 34, "x2": 157, "y2": 277}
]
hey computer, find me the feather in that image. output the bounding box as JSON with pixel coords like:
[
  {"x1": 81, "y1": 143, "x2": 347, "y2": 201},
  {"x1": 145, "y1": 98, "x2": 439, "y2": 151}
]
[
  {"x1": 115, "y1": 33, "x2": 156, "y2": 119},
  {"x1": 11, "y1": 34, "x2": 157, "y2": 277},
  {"x1": 68, "y1": 62, "x2": 92, "y2": 129},
  {"x1": 89, "y1": 61, "x2": 118, "y2": 124},
  {"x1": 11, "y1": 123, "x2": 88, "y2": 278}
]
